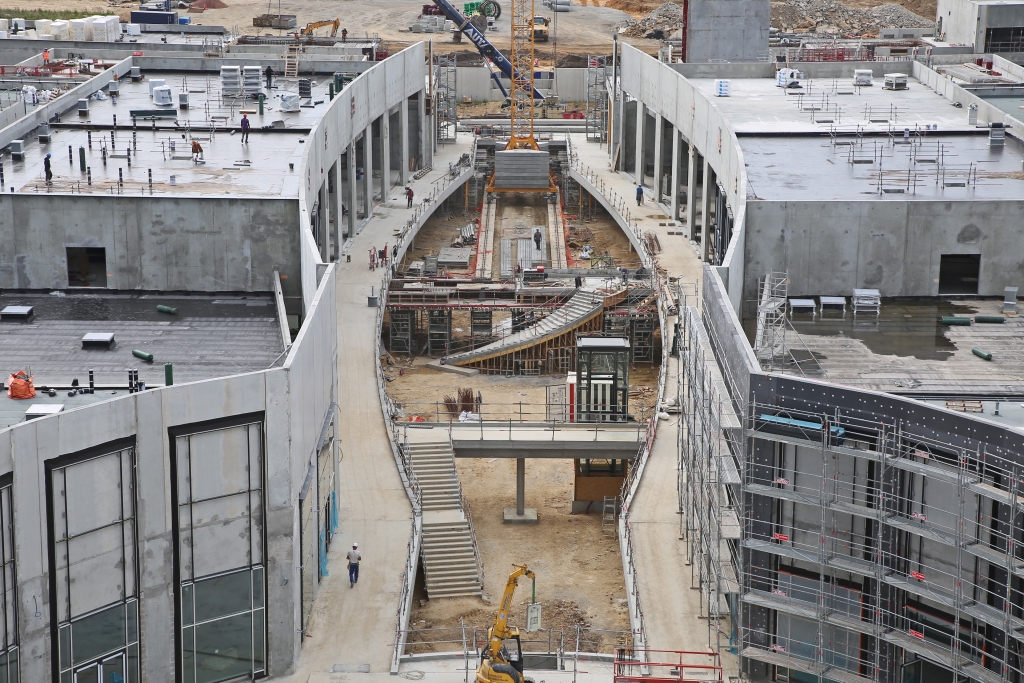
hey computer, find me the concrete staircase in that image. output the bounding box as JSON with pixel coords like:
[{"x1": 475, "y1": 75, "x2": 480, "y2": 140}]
[
  {"x1": 444, "y1": 287, "x2": 620, "y2": 368},
  {"x1": 405, "y1": 439, "x2": 484, "y2": 598}
]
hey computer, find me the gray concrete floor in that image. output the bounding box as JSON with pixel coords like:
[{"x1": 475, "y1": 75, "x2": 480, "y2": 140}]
[{"x1": 12, "y1": 72, "x2": 331, "y2": 196}]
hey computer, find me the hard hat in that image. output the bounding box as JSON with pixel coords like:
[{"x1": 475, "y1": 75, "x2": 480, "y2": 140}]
[
  {"x1": 353, "y1": 542, "x2": 358, "y2": 548},
  {"x1": 45, "y1": 153, "x2": 51, "y2": 158}
]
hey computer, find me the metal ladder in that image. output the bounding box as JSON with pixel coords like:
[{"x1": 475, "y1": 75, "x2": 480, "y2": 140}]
[
  {"x1": 284, "y1": 45, "x2": 300, "y2": 78},
  {"x1": 601, "y1": 495, "x2": 618, "y2": 537}
]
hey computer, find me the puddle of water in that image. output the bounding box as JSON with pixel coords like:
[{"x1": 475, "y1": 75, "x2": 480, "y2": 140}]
[{"x1": 745, "y1": 299, "x2": 979, "y2": 361}]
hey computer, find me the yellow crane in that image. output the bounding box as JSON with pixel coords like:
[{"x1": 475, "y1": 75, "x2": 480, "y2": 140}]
[
  {"x1": 298, "y1": 19, "x2": 341, "y2": 37},
  {"x1": 476, "y1": 564, "x2": 536, "y2": 683}
]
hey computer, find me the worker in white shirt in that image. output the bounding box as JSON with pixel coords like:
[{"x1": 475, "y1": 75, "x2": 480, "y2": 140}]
[{"x1": 347, "y1": 542, "x2": 362, "y2": 588}]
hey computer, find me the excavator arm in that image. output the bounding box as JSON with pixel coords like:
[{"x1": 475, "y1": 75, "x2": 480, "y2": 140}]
[
  {"x1": 429, "y1": 0, "x2": 543, "y2": 100},
  {"x1": 300, "y1": 19, "x2": 341, "y2": 37},
  {"x1": 487, "y1": 564, "x2": 535, "y2": 660}
]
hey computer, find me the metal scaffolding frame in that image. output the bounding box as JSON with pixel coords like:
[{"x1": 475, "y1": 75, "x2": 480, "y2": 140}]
[
  {"x1": 435, "y1": 55, "x2": 457, "y2": 145},
  {"x1": 680, "y1": 306, "x2": 744, "y2": 654},
  {"x1": 752, "y1": 271, "x2": 788, "y2": 373},
  {"x1": 738, "y1": 401, "x2": 1024, "y2": 683},
  {"x1": 585, "y1": 55, "x2": 608, "y2": 144}
]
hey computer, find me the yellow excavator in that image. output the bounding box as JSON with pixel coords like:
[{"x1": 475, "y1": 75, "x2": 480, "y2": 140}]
[
  {"x1": 476, "y1": 564, "x2": 536, "y2": 683},
  {"x1": 298, "y1": 19, "x2": 340, "y2": 37}
]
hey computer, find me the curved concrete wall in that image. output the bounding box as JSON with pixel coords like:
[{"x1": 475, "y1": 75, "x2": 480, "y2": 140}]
[
  {"x1": 296, "y1": 44, "x2": 426, "y2": 309},
  {"x1": 619, "y1": 44, "x2": 748, "y2": 310}
]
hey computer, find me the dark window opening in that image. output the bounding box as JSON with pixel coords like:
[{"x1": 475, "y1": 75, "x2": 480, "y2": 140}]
[
  {"x1": 985, "y1": 26, "x2": 1024, "y2": 53},
  {"x1": 938, "y1": 254, "x2": 980, "y2": 295},
  {"x1": 66, "y1": 247, "x2": 107, "y2": 288}
]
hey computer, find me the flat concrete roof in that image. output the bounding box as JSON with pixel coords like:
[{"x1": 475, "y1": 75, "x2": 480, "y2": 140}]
[
  {"x1": 690, "y1": 76, "x2": 982, "y2": 134},
  {"x1": 0, "y1": 292, "x2": 284, "y2": 401},
  {"x1": 762, "y1": 298, "x2": 1024, "y2": 394},
  {"x1": 8, "y1": 70, "x2": 334, "y2": 196},
  {"x1": 741, "y1": 132, "x2": 1024, "y2": 200}
]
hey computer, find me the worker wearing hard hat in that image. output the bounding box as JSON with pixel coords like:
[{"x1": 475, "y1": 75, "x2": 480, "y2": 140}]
[
  {"x1": 347, "y1": 542, "x2": 362, "y2": 588},
  {"x1": 44, "y1": 153, "x2": 52, "y2": 185}
]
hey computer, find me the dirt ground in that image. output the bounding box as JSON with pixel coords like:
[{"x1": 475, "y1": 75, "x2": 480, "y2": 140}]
[
  {"x1": 25, "y1": 0, "x2": 660, "y2": 56},
  {"x1": 407, "y1": 455, "x2": 632, "y2": 654}
]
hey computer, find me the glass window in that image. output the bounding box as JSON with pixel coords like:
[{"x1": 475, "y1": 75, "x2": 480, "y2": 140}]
[
  {"x1": 176, "y1": 422, "x2": 266, "y2": 683},
  {"x1": 50, "y1": 448, "x2": 137, "y2": 683}
]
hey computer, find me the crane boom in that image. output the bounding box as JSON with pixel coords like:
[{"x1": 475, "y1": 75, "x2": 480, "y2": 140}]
[
  {"x1": 430, "y1": 0, "x2": 543, "y2": 100},
  {"x1": 488, "y1": 564, "x2": 535, "y2": 659}
]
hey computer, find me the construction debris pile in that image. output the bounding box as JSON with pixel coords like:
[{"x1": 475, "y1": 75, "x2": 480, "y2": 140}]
[
  {"x1": 616, "y1": 0, "x2": 932, "y2": 39},
  {"x1": 770, "y1": 0, "x2": 932, "y2": 36},
  {"x1": 616, "y1": 2, "x2": 682, "y2": 39}
]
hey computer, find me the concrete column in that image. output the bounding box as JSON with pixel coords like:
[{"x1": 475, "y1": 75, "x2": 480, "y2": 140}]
[
  {"x1": 417, "y1": 89, "x2": 428, "y2": 170},
  {"x1": 615, "y1": 98, "x2": 625, "y2": 171},
  {"x1": 332, "y1": 161, "x2": 344, "y2": 255},
  {"x1": 634, "y1": 101, "x2": 645, "y2": 184},
  {"x1": 320, "y1": 181, "x2": 330, "y2": 262},
  {"x1": 686, "y1": 146, "x2": 698, "y2": 241},
  {"x1": 702, "y1": 158, "x2": 714, "y2": 263},
  {"x1": 670, "y1": 130, "x2": 680, "y2": 222},
  {"x1": 400, "y1": 98, "x2": 410, "y2": 185},
  {"x1": 363, "y1": 131, "x2": 373, "y2": 218},
  {"x1": 516, "y1": 458, "x2": 525, "y2": 515},
  {"x1": 653, "y1": 114, "x2": 664, "y2": 202},
  {"x1": 347, "y1": 143, "x2": 357, "y2": 236},
  {"x1": 380, "y1": 113, "x2": 391, "y2": 199}
]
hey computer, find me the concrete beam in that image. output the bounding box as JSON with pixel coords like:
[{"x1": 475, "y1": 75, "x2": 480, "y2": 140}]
[
  {"x1": 381, "y1": 113, "x2": 391, "y2": 198},
  {"x1": 400, "y1": 96, "x2": 410, "y2": 185},
  {"x1": 363, "y1": 131, "x2": 373, "y2": 218},
  {"x1": 347, "y1": 143, "x2": 357, "y2": 237},
  {"x1": 452, "y1": 442, "x2": 640, "y2": 459}
]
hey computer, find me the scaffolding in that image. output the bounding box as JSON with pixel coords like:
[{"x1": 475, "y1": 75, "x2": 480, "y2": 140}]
[
  {"x1": 435, "y1": 55, "x2": 457, "y2": 145},
  {"x1": 738, "y1": 398, "x2": 1024, "y2": 683},
  {"x1": 752, "y1": 272, "x2": 788, "y2": 373},
  {"x1": 680, "y1": 306, "x2": 743, "y2": 655},
  {"x1": 683, "y1": 295, "x2": 1024, "y2": 683},
  {"x1": 427, "y1": 309, "x2": 452, "y2": 356},
  {"x1": 388, "y1": 310, "x2": 414, "y2": 354},
  {"x1": 585, "y1": 55, "x2": 608, "y2": 144}
]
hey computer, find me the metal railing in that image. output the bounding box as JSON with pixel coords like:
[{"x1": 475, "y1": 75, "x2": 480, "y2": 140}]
[
  {"x1": 401, "y1": 624, "x2": 631, "y2": 658},
  {"x1": 394, "y1": 400, "x2": 655, "y2": 432}
]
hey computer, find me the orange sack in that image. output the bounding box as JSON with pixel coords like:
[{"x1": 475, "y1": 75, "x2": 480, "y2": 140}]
[{"x1": 7, "y1": 372, "x2": 35, "y2": 399}]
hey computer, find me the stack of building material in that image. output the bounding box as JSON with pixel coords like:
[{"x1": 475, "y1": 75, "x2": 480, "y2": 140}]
[
  {"x1": 242, "y1": 66, "x2": 262, "y2": 97},
  {"x1": 852, "y1": 288, "x2": 881, "y2": 315},
  {"x1": 220, "y1": 66, "x2": 241, "y2": 96},
  {"x1": 98, "y1": 16, "x2": 122, "y2": 41},
  {"x1": 50, "y1": 21, "x2": 71, "y2": 40},
  {"x1": 34, "y1": 19, "x2": 51, "y2": 36},
  {"x1": 70, "y1": 20, "x2": 88, "y2": 41}
]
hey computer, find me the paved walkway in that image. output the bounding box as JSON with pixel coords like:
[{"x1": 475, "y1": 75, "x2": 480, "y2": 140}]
[
  {"x1": 570, "y1": 135, "x2": 739, "y2": 668},
  {"x1": 281, "y1": 141, "x2": 475, "y2": 682}
]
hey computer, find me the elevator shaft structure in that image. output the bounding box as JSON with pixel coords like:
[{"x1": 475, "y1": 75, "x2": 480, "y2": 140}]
[{"x1": 507, "y1": 0, "x2": 540, "y2": 150}]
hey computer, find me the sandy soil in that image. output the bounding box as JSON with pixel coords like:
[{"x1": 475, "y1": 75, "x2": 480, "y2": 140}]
[{"x1": 408, "y1": 455, "x2": 632, "y2": 654}]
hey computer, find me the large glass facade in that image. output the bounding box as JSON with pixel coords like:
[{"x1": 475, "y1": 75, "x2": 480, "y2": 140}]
[
  {"x1": 174, "y1": 420, "x2": 266, "y2": 683},
  {"x1": 0, "y1": 478, "x2": 17, "y2": 683},
  {"x1": 48, "y1": 445, "x2": 138, "y2": 683}
]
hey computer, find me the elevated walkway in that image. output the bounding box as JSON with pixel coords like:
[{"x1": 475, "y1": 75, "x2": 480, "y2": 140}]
[
  {"x1": 445, "y1": 286, "x2": 626, "y2": 372},
  {"x1": 404, "y1": 421, "x2": 644, "y2": 459}
]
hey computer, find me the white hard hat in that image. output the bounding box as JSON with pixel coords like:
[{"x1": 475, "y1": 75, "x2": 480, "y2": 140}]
[{"x1": 353, "y1": 542, "x2": 358, "y2": 548}]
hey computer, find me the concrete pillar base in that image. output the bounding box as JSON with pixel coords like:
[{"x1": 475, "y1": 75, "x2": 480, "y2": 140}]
[{"x1": 503, "y1": 508, "x2": 538, "y2": 524}]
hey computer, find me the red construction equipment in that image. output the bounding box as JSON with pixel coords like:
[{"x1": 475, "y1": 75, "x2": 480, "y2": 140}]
[{"x1": 613, "y1": 650, "x2": 723, "y2": 683}]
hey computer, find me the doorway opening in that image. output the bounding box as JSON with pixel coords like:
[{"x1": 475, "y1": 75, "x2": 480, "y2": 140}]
[
  {"x1": 938, "y1": 254, "x2": 980, "y2": 295},
  {"x1": 66, "y1": 247, "x2": 107, "y2": 287}
]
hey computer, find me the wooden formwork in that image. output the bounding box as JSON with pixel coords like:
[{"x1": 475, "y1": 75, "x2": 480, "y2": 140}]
[{"x1": 457, "y1": 310, "x2": 606, "y2": 375}]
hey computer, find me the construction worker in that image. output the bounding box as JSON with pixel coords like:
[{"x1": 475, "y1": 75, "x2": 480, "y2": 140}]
[
  {"x1": 341, "y1": 28, "x2": 348, "y2": 42},
  {"x1": 533, "y1": 228, "x2": 542, "y2": 251},
  {"x1": 43, "y1": 153, "x2": 52, "y2": 185},
  {"x1": 42, "y1": 49, "x2": 50, "y2": 65},
  {"x1": 575, "y1": 274, "x2": 582, "y2": 289},
  {"x1": 636, "y1": 184, "x2": 644, "y2": 206},
  {"x1": 347, "y1": 543, "x2": 361, "y2": 587},
  {"x1": 191, "y1": 140, "x2": 204, "y2": 162},
  {"x1": 264, "y1": 64, "x2": 274, "y2": 90},
  {"x1": 240, "y1": 113, "x2": 250, "y2": 143},
  {"x1": 406, "y1": 186, "x2": 414, "y2": 208}
]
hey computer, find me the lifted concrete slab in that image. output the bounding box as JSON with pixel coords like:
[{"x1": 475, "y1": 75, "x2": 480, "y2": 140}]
[{"x1": 503, "y1": 508, "x2": 538, "y2": 524}]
